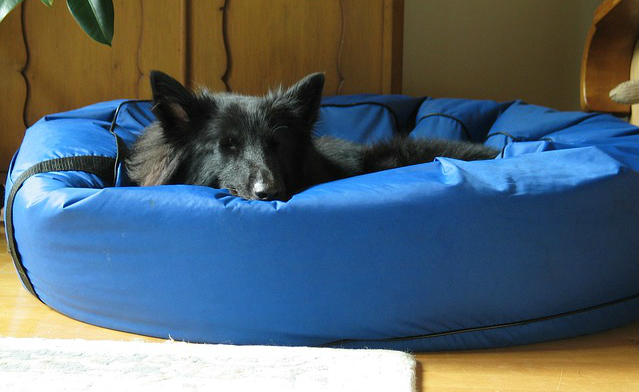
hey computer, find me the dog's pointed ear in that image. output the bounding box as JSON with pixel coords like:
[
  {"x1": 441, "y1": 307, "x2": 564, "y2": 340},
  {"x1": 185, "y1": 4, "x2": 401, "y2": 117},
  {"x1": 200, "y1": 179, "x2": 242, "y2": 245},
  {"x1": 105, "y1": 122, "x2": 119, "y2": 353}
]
[
  {"x1": 150, "y1": 71, "x2": 205, "y2": 134},
  {"x1": 284, "y1": 72, "x2": 325, "y2": 126}
]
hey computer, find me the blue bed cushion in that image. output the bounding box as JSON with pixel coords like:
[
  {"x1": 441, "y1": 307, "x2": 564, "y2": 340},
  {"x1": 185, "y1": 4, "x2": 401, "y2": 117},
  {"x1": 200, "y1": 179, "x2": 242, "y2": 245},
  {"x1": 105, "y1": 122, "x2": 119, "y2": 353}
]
[{"x1": 5, "y1": 94, "x2": 638, "y2": 351}]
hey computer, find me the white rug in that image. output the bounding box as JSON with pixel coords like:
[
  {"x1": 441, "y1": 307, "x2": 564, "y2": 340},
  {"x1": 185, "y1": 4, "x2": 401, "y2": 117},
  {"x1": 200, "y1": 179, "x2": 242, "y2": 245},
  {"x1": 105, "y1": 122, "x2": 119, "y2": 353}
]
[{"x1": 0, "y1": 337, "x2": 416, "y2": 392}]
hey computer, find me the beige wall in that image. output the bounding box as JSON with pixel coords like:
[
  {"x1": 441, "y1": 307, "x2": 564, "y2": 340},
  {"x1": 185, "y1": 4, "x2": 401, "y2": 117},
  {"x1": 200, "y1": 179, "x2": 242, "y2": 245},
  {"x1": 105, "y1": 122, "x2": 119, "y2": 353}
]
[{"x1": 403, "y1": 0, "x2": 601, "y2": 110}]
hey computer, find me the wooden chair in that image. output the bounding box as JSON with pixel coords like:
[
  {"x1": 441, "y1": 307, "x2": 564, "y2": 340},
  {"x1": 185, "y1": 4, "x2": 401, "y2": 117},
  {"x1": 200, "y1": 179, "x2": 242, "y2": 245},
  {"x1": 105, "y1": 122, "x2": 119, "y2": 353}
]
[{"x1": 580, "y1": 0, "x2": 639, "y2": 124}]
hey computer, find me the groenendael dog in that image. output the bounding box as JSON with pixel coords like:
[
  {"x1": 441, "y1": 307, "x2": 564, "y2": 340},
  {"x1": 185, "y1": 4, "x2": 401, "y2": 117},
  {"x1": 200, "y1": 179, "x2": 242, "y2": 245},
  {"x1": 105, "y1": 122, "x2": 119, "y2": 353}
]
[{"x1": 126, "y1": 71, "x2": 498, "y2": 200}]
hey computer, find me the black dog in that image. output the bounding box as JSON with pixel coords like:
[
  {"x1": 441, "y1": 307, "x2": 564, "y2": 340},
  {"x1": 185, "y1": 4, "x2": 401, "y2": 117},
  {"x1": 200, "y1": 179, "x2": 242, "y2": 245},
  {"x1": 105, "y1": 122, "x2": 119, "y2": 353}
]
[{"x1": 126, "y1": 71, "x2": 497, "y2": 200}]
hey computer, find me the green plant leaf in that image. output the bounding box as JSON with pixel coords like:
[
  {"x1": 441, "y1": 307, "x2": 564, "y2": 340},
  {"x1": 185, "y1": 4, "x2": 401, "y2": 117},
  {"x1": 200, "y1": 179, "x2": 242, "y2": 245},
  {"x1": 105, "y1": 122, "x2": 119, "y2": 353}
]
[
  {"x1": 66, "y1": 0, "x2": 113, "y2": 46},
  {"x1": 0, "y1": 0, "x2": 24, "y2": 23},
  {"x1": 40, "y1": 0, "x2": 54, "y2": 6}
]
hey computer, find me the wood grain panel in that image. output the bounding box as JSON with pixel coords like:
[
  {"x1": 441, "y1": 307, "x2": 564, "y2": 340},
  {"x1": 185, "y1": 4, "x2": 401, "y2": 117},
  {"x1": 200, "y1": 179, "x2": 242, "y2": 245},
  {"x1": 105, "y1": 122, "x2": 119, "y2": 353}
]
[
  {"x1": 0, "y1": 5, "x2": 26, "y2": 176},
  {"x1": 382, "y1": 0, "x2": 403, "y2": 94},
  {"x1": 189, "y1": 0, "x2": 403, "y2": 96},
  {"x1": 134, "y1": 0, "x2": 187, "y2": 97},
  {"x1": 188, "y1": 0, "x2": 228, "y2": 92},
  {"x1": 220, "y1": 0, "x2": 344, "y2": 95},
  {"x1": 340, "y1": 0, "x2": 385, "y2": 94},
  {"x1": 340, "y1": 0, "x2": 403, "y2": 95},
  {"x1": 0, "y1": 0, "x2": 403, "y2": 174},
  {"x1": 23, "y1": 0, "x2": 129, "y2": 125},
  {"x1": 21, "y1": 0, "x2": 186, "y2": 125}
]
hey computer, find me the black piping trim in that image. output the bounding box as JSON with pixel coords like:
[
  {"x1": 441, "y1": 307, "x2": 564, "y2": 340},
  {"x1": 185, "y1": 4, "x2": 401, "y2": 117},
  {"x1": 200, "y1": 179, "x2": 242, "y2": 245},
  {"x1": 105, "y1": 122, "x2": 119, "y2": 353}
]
[
  {"x1": 107, "y1": 99, "x2": 152, "y2": 181},
  {"x1": 108, "y1": 100, "x2": 152, "y2": 133},
  {"x1": 6, "y1": 156, "x2": 117, "y2": 300},
  {"x1": 416, "y1": 113, "x2": 473, "y2": 141},
  {"x1": 322, "y1": 293, "x2": 639, "y2": 347},
  {"x1": 112, "y1": 99, "x2": 405, "y2": 136},
  {"x1": 321, "y1": 102, "x2": 401, "y2": 135},
  {"x1": 486, "y1": 131, "x2": 554, "y2": 143},
  {"x1": 406, "y1": 96, "x2": 430, "y2": 132},
  {"x1": 108, "y1": 99, "x2": 152, "y2": 136}
]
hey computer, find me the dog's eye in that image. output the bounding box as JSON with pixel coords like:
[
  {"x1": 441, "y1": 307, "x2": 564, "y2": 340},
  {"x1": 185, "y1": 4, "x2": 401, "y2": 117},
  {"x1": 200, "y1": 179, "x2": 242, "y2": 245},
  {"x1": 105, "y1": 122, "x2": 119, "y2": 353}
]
[{"x1": 220, "y1": 137, "x2": 239, "y2": 151}]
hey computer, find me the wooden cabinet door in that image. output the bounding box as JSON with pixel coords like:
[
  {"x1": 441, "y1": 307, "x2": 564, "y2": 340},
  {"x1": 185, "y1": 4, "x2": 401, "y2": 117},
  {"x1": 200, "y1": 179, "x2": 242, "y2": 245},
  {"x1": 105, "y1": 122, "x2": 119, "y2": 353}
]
[{"x1": 0, "y1": 0, "x2": 403, "y2": 175}]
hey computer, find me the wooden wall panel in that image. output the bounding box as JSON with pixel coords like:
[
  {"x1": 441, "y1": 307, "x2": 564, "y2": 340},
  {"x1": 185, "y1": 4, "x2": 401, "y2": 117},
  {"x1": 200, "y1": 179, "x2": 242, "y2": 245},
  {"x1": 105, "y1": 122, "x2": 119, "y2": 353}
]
[
  {"x1": 189, "y1": 0, "x2": 403, "y2": 96},
  {"x1": 0, "y1": 0, "x2": 403, "y2": 175},
  {"x1": 382, "y1": 0, "x2": 404, "y2": 94},
  {"x1": 188, "y1": 0, "x2": 229, "y2": 92},
  {"x1": 22, "y1": 0, "x2": 186, "y2": 125},
  {"x1": 340, "y1": 0, "x2": 403, "y2": 95},
  {"x1": 23, "y1": 0, "x2": 132, "y2": 125},
  {"x1": 341, "y1": 0, "x2": 385, "y2": 95},
  {"x1": 0, "y1": 7, "x2": 26, "y2": 175},
  {"x1": 134, "y1": 0, "x2": 187, "y2": 97},
  {"x1": 199, "y1": 0, "x2": 344, "y2": 95}
]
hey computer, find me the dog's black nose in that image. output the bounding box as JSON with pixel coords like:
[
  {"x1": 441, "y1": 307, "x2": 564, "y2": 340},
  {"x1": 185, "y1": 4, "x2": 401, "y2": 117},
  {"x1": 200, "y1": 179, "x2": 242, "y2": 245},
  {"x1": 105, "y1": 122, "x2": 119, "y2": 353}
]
[
  {"x1": 253, "y1": 182, "x2": 278, "y2": 200},
  {"x1": 255, "y1": 190, "x2": 275, "y2": 200}
]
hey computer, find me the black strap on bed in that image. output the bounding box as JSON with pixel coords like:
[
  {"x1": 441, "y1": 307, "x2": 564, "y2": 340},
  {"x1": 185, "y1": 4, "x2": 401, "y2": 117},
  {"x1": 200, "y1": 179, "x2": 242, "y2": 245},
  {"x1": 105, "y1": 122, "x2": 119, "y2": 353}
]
[
  {"x1": 5, "y1": 155, "x2": 116, "y2": 300},
  {"x1": 5, "y1": 100, "x2": 144, "y2": 301}
]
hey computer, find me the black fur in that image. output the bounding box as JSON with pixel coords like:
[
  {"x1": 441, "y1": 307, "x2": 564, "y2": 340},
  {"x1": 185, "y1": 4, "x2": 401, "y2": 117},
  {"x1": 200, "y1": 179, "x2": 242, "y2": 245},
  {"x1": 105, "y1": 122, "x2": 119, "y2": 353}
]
[{"x1": 126, "y1": 71, "x2": 498, "y2": 200}]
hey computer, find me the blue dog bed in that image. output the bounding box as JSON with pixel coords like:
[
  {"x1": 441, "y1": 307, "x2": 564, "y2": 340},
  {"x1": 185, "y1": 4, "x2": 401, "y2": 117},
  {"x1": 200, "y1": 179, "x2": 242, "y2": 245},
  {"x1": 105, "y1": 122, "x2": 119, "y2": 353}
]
[{"x1": 4, "y1": 95, "x2": 638, "y2": 351}]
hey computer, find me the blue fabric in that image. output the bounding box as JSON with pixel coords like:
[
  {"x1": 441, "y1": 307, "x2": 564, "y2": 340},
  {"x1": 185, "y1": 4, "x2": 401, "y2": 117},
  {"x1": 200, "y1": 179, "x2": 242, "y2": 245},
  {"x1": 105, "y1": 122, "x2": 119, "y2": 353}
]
[
  {"x1": 412, "y1": 97, "x2": 513, "y2": 142},
  {"x1": 5, "y1": 95, "x2": 638, "y2": 350}
]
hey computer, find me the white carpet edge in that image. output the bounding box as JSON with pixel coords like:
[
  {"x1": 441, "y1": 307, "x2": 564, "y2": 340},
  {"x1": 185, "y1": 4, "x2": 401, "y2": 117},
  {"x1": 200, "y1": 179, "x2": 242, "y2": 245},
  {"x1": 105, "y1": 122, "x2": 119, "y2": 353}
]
[{"x1": 0, "y1": 337, "x2": 417, "y2": 392}]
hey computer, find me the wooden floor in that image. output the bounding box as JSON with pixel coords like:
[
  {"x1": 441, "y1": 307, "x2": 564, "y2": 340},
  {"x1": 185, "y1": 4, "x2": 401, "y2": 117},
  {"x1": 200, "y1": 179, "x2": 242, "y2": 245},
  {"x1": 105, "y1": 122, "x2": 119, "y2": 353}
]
[{"x1": 1, "y1": 224, "x2": 637, "y2": 391}]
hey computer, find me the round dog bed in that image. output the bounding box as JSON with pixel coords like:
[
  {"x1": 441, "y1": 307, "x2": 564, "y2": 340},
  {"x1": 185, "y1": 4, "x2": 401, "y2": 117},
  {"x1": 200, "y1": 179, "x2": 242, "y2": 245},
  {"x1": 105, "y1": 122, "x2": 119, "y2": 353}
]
[{"x1": 5, "y1": 95, "x2": 638, "y2": 351}]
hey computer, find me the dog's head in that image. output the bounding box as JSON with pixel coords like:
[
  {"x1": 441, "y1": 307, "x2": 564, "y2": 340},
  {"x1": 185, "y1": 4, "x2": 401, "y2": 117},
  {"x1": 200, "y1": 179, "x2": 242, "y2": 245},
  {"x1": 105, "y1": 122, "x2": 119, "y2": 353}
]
[{"x1": 142, "y1": 71, "x2": 325, "y2": 200}]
